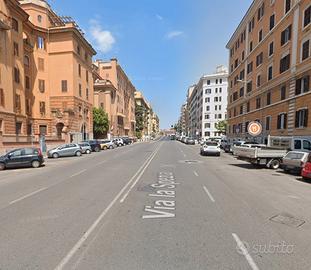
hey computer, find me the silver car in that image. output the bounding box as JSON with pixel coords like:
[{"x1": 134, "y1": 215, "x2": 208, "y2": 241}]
[
  {"x1": 281, "y1": 151, "x2": 310, "y2": 174},
  {"x1": 78, "y1": 143, "x2": 92, "y2": 154},
  {"x1": 200, "y1": 141, "x2": 221, "y2": 156},
  {"x1": 48, "y1": 143, "x2": 82, "y2": 158}
]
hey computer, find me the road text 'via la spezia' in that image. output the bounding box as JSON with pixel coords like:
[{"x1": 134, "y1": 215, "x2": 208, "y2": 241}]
[{"x1": 142, "y1": 172, "x2": 178, "y2": 219}]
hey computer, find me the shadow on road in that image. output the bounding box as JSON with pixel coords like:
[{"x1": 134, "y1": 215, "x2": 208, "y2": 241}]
[{"x1": 229, "y1": 163, "x2": 266, "y2": 170}]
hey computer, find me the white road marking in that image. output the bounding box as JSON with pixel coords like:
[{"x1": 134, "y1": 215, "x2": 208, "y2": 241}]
[
  {"x1": 69, "y1": 169, "x2": 87, "y2": 178},
  {"x1": 9, "y1": 187, "x2": 48, "y2": 205},
  {"x1": 232, "y1": 233, "x2": 259, "y2": 270},
  {"x1": 193, "y1": 171, "x2": 199, "y2": 177},
  {"x1": 120, "y1": 144, "x2": 162, "y2": 203},
  {"x1": 203, "y1": 186, "x2": 215, "y2": 202},
  {"x1": 53, "y1": 143, "x2": 163, "y2": 270}
]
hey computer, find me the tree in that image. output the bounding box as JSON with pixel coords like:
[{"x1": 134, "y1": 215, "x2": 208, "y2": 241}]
[
  {"x1": 215, "y1": 120, "x2": 227, "y2": 135},
  {"x1": 93, "y1": 107, "x2": 109, "y2": 138},
  {"x1": 135, "y1": 105, "x2": 145, "y2": 132}
]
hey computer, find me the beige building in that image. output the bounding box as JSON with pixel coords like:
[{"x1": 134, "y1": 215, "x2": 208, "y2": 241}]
[
  {"x1": 0, "y1": 0, "x2": 96, "y2": 152},
  {"x1": 93, "y1": 59, "x2": 136, "y2": 138},
  {"x1": 227, "y1": 0, "x2": 311, "y2": 143}
]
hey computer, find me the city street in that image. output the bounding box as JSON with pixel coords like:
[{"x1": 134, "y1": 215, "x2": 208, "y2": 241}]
[{"x1": 0, "y1": 138, "x2": 310, "y2": 269}]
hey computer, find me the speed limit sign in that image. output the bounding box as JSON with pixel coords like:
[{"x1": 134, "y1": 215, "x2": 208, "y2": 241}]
[{"x1": 248, "y1": 121, "x2": 262, "y2": 137}]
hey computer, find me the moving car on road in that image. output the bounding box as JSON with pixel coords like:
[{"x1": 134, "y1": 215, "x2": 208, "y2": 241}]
[
  {"x1": 48, "y1": 143, "x2": 82, "y2": 158},
  {"x1": 78, "y1": 143, "x2": 92, "y2": 154},
  {"x1": 0, "y1": 148, "x2": 44, "y2": 170},
  {"x1": 99, "y1": 140, "x2": 115, "y2": 150},
  {"x1": 200, "y1": 141, "x2": 221, "y2": 156},
  {"x1": 281, "y1": 151, "x2": 310, "y2": 174}
]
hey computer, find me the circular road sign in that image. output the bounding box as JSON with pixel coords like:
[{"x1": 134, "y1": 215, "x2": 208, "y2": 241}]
[{"x1": 248, "y1": 121, "x2": 262, "y2": 137}]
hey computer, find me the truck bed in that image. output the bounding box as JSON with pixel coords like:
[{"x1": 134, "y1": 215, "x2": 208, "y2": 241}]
[{"x1": 234, "y1": 146, "x2": 287, "y2": 159}]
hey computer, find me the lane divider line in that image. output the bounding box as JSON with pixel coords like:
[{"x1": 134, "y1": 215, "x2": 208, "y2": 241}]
[
  {"x1": 69, "y1": 169, "x2": 87, "y2": 178},
  {"x1": 203, "y1": 186, "x2": 215, "y2": 203},
  {"x1": 193, "y1": 171, "x2": 199, "y2": 177},
  {"x1": 9, "y1": 187, "x2": 48, "y2": 205},
  {"x1": 53, "y1": 142, "x2": 163, "y2": 270},
  {"x1": 232, "y1": 233, "x2": 260, "y2": 270}
]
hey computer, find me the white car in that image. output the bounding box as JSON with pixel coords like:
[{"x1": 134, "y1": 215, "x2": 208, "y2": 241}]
[
  {"x1": 113, "y1": 138, "x2": 124, "y2": 147},
  {"x1": 200, "y1": 141, "x2": 221, "y2": 156}
]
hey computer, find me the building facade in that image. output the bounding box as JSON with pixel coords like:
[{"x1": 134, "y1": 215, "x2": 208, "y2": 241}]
[
  {"x1": 93, "y1": 59, "x2": 136, "y2": 138},
  {"x1": 226, "y1": 0, "x2": 311, "y2": 143},
  {"x1": 0, "y1": 0, "x2": 96, "y2": 152},
  {"x1": 188, "y1": 66, "x2": 228, "y2": 139}
]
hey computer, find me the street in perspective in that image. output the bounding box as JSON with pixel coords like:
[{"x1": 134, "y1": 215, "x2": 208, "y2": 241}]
[{"x1": 1, "y1": 0, "x2": 311, "y2": 269}]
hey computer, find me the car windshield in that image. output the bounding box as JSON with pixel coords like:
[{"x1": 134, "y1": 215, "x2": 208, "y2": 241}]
[{"x1": 205, "y1": 142, "x2": 218, "y2": 146}]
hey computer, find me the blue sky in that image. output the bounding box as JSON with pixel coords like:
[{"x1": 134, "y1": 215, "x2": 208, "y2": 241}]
[{"x1": 50, "y1": 0, "x2": 252, "y2": 129}]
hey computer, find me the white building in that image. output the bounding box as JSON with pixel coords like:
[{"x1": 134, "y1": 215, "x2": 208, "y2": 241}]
[{"x1": 188, "y1": 65, "x2": 228, "y2": 139}]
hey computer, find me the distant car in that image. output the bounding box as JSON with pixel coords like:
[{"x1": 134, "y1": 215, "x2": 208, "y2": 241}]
[
  {"x1": 47, "y1": 143, "x2": 82, "y2": 158},
  {"x1": 0, "y1": 148, "x2": 44, "y2": 170},
  {"x1": 122, "y1": 137, "x2": 132, "y2": 145},
  {"x1": 78, "y1": 143, "x2": 92, "y2": 154},
  {"x1": 113, "y1": 138, "x2": 124, "y2": 147},
  {"x1": 281, "y1": 151, "x2": 310, "y2": 174},
  {"x1": 224, "y1": 143, "x2": 233, "y2": 153},
  {"x1": 186, "y1": 137, "x2": 195, "y2": 145},
  {"x1": 82, "y1": 140, "x2": 101, "y2": 152},
  {"x1": 301, "y1": 154, "x2": 311, "y2": 180},
  {"x1": 200, "y1": 141, "x2": 221, "y2": 156},
  {"x1": 99, "y1": 140, "x2": 115, "y2": 150}
]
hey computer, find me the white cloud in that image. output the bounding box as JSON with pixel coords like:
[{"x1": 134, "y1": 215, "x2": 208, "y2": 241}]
[
  {"x1": 166, "y1": 31, "x2": 184, "y2": 39},
  {"x1": 89, "y1": 19, "x2": 115, "y2": 53},
  {"x1": 156, "y1": 14, "x2": 163, "y2": 21}
]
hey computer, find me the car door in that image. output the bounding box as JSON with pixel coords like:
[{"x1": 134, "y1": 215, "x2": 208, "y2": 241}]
[
  {"x1": 58, "y1": 145, "x2": 69, "y2": 157},
  {"x1": 6, "y1": 149, "x2": 24, "y2": 168}
]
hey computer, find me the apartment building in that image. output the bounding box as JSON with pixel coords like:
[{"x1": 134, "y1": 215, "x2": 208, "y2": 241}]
[
  {"x1": 226, "y1": 0, "x2": 311, "y2": 143},
  {"x1": 179, "y1": 103, "x2": 188, "y2": 135},
  {"x1": 0, "y1": 0, "x2": 96, "y2": 151},
  {"x1": 134, "y1": 91, "x2": 151, "y2": 137},
  {"x1": 188, "y1": 66, "x2": 228, "y2": 139},
  {"x1": 93, "y1": 59, "x2": 136, "y2": 137}
]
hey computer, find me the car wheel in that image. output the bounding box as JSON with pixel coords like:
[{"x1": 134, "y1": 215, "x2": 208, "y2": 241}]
[
  {"x1": 52, "y1": 153, "x2": 59, "y2": 159},
  {"x1": 0, "y1": 163, "x2": 5, "y2": 170},
  {"x1": 103, "y1": 146, "x2": 108, "y2": 150},
  {"x1": 94, "y1": 147, "x2": 100, "y2": 152},
  {"x1": 76, "y1": 151, "x2": 82, "y2": 157},
  {"x1": 31, "y1": 160, "x2": 40, "y2": 168},
  {"x1": 270, "y1": 159, "x2": 280, "y2": 169},
  {"x1": 86, "y1": 149, "x2": 91, "y2": 154},
  {"x1": 109, "y1": 145, "x2": 113, "y2": 149}
]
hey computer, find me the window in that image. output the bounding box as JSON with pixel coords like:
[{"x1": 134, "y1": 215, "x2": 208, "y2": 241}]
[
  {"x1": 259, "y1": 29, "x2": 263, "y2": 42},
  {"x1": 233, "y1": 92, "x2": 238, "y2": 101},
  {"x1": 214, "y1": 97, "x2": 218, "y2": 102},
  {"x1": 240, "y1": 105, "x2": 243, "y2": 115},
  {"x1": 37, "y1": 36, "x2": 45, "y2": 49},
  {"x1": 26, "y1": 99, "x2": 31, "y2": 115},
  {"x1": 78, "y1": 64, "x2": 81, "y2": 77},
  {"x1": 205, "y1": 89, "x2": 211, "y2": 94},
  {"x1": 216, "y1": 79, "x2": 218, "y2": 84},
  {"x1": 268, "y1": 65, "x2": 273, "y2": 80},
  {"x1": 269, "y1": 41, "x2": 274, "y2": 56},
  {"x1": 257, "y1": 3, "x2": 264, "y2": 21},
  {"x1": 207, "y1": 80, "x2": 211, "y2": 85},
  {"x1": 239, "y1": 87, "x2": 244, "y2": 97},
  {"x1": 39, "y1": 101, "x2": 46, "y2": 115},
  {"x1": 13, "y1": 42, "x2": 19, "y2": 56},
  {"x1": 205, "y1": 97, "x2": 210, "y2": 103},
  {"x1": 277, "y1": 113, "x2": 287, "y2": 129},
  {"x1": 12, "y1": 18, "x2": 18, "y2": 32},
  {"x1": 247, "y1": 62, "x2": 253, "y2": 74},
  {"x1": 256, "y1": 52, "x2": 263, "y2": 66},
  {"x1": 0, "y1": 88, "x2": 4, "y2": 106},
  {"x1": 280, "y1": 54, "x2": 290, "y2": 73},
  {"x1": 205, "y1": 123, "x2": 211, "y2": 128},
  {"x1": 295, "y1": 75, "x2": 310, "y2": 95},
  {"x1": 15, "y1": 94, "x2": 21, "y2": 112},
  {"x1": 304, "y1": 5, "x2": 311, "y2": 28},
  {"x1": 245, "y1": 121, "x2": 249, "y2": 133},
  {"x1": 240, "y1": 69, "x2": 245, "y2": 80},
  {"x1": 16, "y1": 122, "x2": 22, "y2": 135},
  {"x1": 79, "y1": 84, "x2": 82, "y2": 97},
  {"x1": 257, "y1": 74, "x2": 261, "y2": 87},
  {"x1": 219, "y1": 79, "x2": 222, "y2": 84},
  {"x1": 249, "y1": 41, "x2": 253, "y2": 52},
  {"x1": 86, "y1": 70, "x2": 89, "y2": 82},
  {"x1": 256, "y1": 97, "x2": 261, "y2": 109},
  {"x1": 242, "y1": 51, "x2": 245, "y2": 61},
  {"x1": 247, "y1": 101, "x2": 250, "y2": 112},
  {"x1": 281, "y1": 86, "x2": 286, "y2": 100},
  {"x1": 14, "y1": 67, "x2": 20, "y2": 83},
  {"x1": 295, "y1": 109, "x2": 308, "y2": 128},
  {"x1": 302, "y1": 40, "x2": 310, "y2": 61},
  {"x1": 206, "y1": 106, "x2": 210, "y2": 111},
  {"x1": 285, "y1": 0, "x2": 291, "y2": 14},
  {"x1": 266, "y1": 116, "x2": 271, "y2": 130},
  {"x1": 61, "y1": 80, "x2": 68, "y2": 92},
  {"x1": 248, "y1": 17, "x2": 255, "y2": 32},
  {"x1": 215, "y1": 105, "x2": 218, "y2": 111},
  {"x1": 247, "y1": 81, "x2": 253, "y2": 93},
  {"x1": 24, "y1": 55, "x2": 30, "y2": 66},
  {"x1": 281, "y1": 25, "x2": 292, "y2": 46},
  {"x1": 270, "y1": 14, "x2": 275, "y2": 30},
  {"x1": 38, "y1": 58, "x2": 44, "y2": 71},
  {"x1": 39, "y1": 79, "x2": 45, "y2": 93},
  {"x1": 218, "y1": 105, "x2": 221, "y2": 110},
  {"x1": 38, "y1": 15, "x2": 42, "y2": 23},
  {"x1": 77, "y1": 45, "x2": 81, "y2": 55},
  {"x1": 218, "y1": 114, "x2": 222, "y2": 119},
  {"x1": 267, "y1": 92, "x2": 271, "y2": 105},
  {"x1": 25, "y1": 76, "x2": 30, "y2": 89},
  {"x1": 27, "y1": 124, "x2": 32, "y2": 135},
  {"x1": 39, "y1": 125, "x2": 47, "y2": 135},
  {"x1": 205, "y1": 114, "x2": 210, "y2": 120},
  {"x1": 86, "y1": 88, "x2": 89, "y2": 100},
  {"x1": 215, "y1": 88, "x2": 218, "y2": 93},
  {"x1": 219, "y1": 88, "x2": 222, "y2": 93},
  {"x1": 234, "y1": 59, "x2": 238, "y2": 68}
]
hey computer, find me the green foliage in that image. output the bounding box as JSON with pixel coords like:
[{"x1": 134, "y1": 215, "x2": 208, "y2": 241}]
[
  {"x1": 215, "y1": 120, "x2": 227, "y2": 134},
  {"x1": 93, "y1": 107, "x2": 109, "y2": 137},
  {"x1": 135, "y1": 105, "x2": 145, "y2": 132}
]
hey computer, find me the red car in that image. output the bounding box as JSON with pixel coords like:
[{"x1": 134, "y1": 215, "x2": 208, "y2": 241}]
[{"x1": 301, "y1": 154, "x2": 311, "y2": 180}]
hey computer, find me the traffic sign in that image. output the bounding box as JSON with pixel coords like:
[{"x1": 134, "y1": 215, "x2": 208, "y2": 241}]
[{"x1": 248, "y1": 121, "x2": 262, "y2": 136}]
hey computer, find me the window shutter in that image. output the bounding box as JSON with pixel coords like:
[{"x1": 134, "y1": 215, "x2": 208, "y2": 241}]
[
  {"x1": 277, "y1": 115, "x2": 281, "y2": 129},
  {"x1": 304, "y1": 76, "x2": 310, "y2": 93},
  {"x1": 284, "y1": 114, "x2": 287, "y2": 129},
  {"x1": 304, "y1": 109, "x2": 309, "y2": 127},
  {"x1": 295, "y1": 111, "x2": 299, "y2": 128},
  {"x1": 281, "y1": 31, "x2": 285, "y2": 45},
  {"x1": 296, "y1": 79, "x2": 301, "y2": 95}
]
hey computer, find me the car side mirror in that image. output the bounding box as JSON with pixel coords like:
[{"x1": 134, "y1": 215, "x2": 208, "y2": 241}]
[{"x1": 8, "y1": 153, "x2": 13, "y2": 159}]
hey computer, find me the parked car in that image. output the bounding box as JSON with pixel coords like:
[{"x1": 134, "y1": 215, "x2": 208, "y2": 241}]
[
  {"x1": 82, "y1": 140, "x2": 101, "y2": 152},
  {"x1": 281, "y1": 151, "x2": 310, "y2": 174},
  {"x1": 301, "y1": 154, "x2": 311, "y2": 180},
  {"x1": 47, "y1": 143, "x2": 82, "y2": 158},
  {"x1": 0, "y1": 147, "x2": 44, "y2": 170},
  {"x1": 122, "y1": 137, "x2": 132, "y2": 145},
  {"x1": 224, "y1": 143, "x2": 233, "y2": 153},
  {"x1": 200, "y1": 141, "x2": 221, "y2": 156},
  {"x1": 99, "y1": 140, "x2": 115, "y2": 150},
  {"x1": 186, "y1": 137, "x2": 195, "y2": 145},
  {"x1": 113, "y1": 138, "x2": 124, "y2": 147},
  {"x1": 78, "y1": 143, "x2": 92, "y2": 154}
]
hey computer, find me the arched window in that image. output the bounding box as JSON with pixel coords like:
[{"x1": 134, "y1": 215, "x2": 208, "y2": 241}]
[{"x1": 38, "y1": 15, "x2": 42, "y2": 23}]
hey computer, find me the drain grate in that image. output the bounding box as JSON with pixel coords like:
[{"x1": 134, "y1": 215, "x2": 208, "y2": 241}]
[{"x1": 270, "y1": 213, "x2": 305, "y2": 228}]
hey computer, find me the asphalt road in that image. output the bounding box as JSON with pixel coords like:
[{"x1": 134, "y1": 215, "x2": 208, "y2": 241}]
[{"x1": 0, "y1": 137, "x2": 311, "y2": 270}]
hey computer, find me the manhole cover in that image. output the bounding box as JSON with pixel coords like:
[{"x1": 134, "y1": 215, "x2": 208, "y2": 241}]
[{"x1": 270, "y1": 213, "x2": 305, "y2": 228}]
